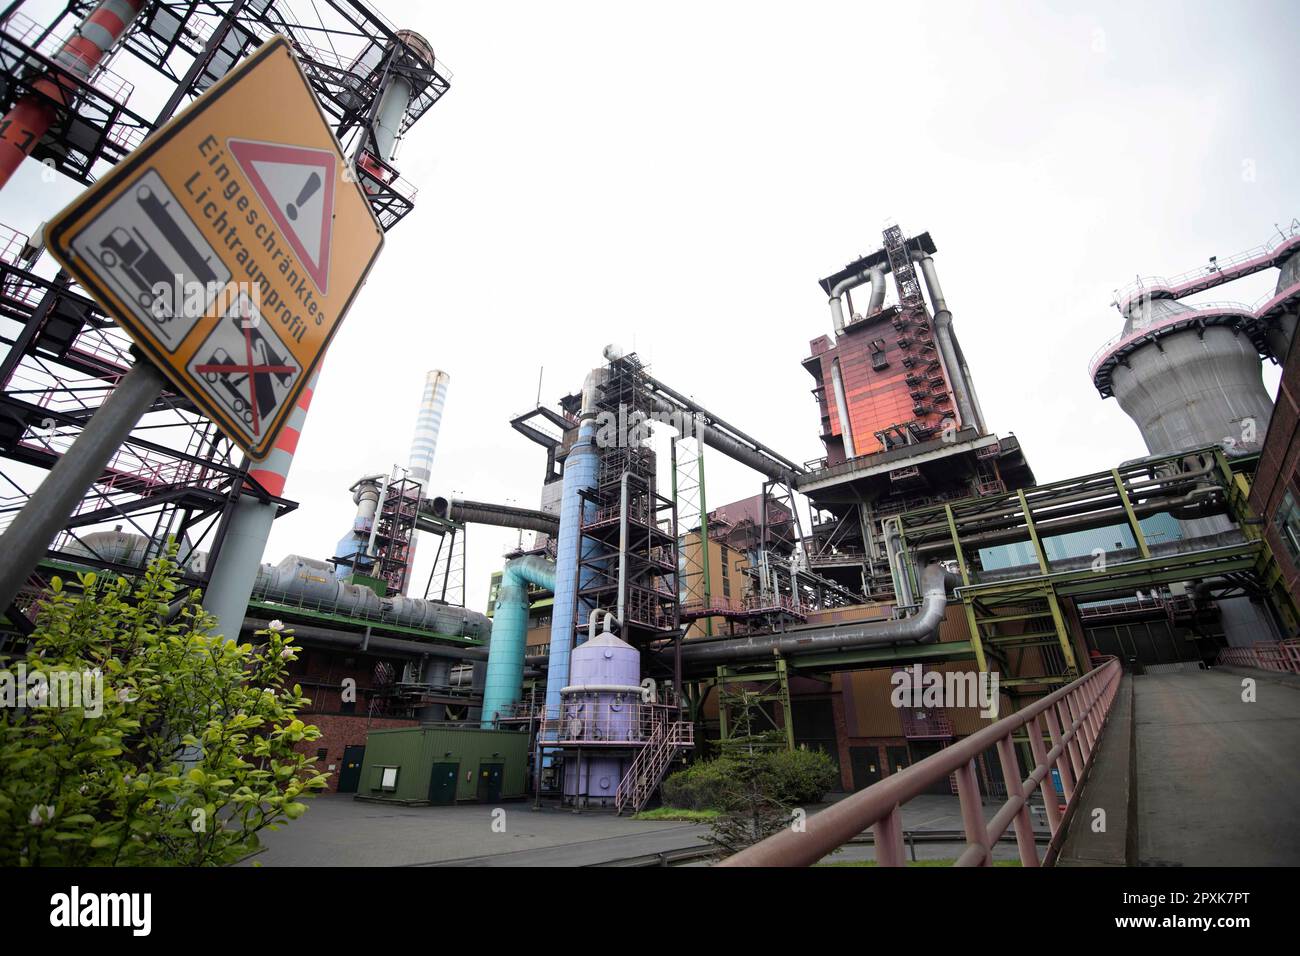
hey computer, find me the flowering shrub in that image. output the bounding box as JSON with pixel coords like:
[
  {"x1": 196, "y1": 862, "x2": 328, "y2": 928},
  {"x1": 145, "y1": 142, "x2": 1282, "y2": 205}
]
[{"x1": 0, "y1": 553, "x2": 327, "y2": 865}]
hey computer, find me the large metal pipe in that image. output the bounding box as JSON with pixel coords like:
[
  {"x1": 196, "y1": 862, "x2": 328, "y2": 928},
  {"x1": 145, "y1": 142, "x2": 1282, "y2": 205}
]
[
  {"x1": 542, "y1": 368, "x2": 606, "y2": 722},
  {"x1": 910, "y1": 485, "x2": 1223, "y2": 556},
  {"x1": 829, "y1": 358, "x2": 857, "y2": 458},
  {"x1": 0, "y1": 0, "x2": 146, "y2": 189},
  {"x1": 617, "y1": 472, "x2": 629, "y2": 624},
  {"x1": 674, "y1": 564, "x2": 955, "y2": 665},
  {"x1": 243, "y1": 617, "x2": 488, "y2": 662},
  {"x1": 604, "y1": 346, "x2": 802, "y2": 479},
  {"x1": 426, "y1": 496, "x2": 559, "y2": 535},
  {"x1": 644, "y1": 392, "x2": 794, "y2": 482},
  {"x1": 913, "y1": 253, "x2": 983, "y2": 433},
  {"x1": 481, "y1": 554, "x2": 556, "y2": 726},
  {"x1": 829, "y1": 267, "x2": 886, "y2": 334}
]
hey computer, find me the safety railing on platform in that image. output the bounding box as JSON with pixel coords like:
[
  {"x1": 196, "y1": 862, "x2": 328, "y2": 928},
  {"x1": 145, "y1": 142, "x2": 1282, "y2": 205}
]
[
  {"x1": 719, "y1": 657, "x2": 1123, "y2": 867},
  {"x1": 542, "y1": 700, "x2": 687, "y2": 747},
  {"x1": 1110, "y1": 222, "x2": 1300, "y2": 313},
  {"x1": 614, "y1": 707, "x2": 695, "y2": 814},
  {"x1": 1216, "y1": 640, "x2": 1300, "y2": 674}
]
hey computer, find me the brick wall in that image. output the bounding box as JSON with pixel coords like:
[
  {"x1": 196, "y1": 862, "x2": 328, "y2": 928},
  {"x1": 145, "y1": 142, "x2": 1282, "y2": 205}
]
[
  {"x1": 1249, "y1": 335, "x2": 1300, "y2": 609},
  {"x1": 298, "y1": 714, "x2": 419, "y2": 792}
]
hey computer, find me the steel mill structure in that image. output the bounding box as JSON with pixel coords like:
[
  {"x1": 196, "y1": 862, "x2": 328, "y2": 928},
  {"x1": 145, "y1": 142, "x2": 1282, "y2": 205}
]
[{"x1": 0, "y1": 1, "x2": 1297, "y2": 811}]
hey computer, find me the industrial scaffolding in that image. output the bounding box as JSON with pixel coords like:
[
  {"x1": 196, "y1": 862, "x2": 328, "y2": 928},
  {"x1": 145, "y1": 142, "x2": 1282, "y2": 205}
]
[{"x1": 0, "y1": 0, "x2": 449, "y2": 633}]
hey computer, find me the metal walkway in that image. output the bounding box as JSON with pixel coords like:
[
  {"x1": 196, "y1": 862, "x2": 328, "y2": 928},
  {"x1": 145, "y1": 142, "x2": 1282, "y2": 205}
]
[{"x1": 1134, "y1": 669, "x2": 1300, "y2": 866}]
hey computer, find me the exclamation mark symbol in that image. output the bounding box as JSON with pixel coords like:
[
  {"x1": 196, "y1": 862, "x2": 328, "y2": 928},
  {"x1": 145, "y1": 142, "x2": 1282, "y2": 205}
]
[{"x1": 286, "y1": 172, "x2": 321, "y2": 221}]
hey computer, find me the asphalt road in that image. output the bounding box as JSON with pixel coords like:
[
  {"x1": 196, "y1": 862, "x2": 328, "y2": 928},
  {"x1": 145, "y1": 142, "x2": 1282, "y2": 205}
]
[{"x1": 246, "y1": 792, "x2": 1034, "y2": 867}]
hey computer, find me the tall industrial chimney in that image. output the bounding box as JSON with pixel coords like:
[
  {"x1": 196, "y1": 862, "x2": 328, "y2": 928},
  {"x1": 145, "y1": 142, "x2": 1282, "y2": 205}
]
[
  {"x1": 400, "y1": 370, "x2": 450, "y2": 594},
  {"x1": 408, "y1": 369, "x2": 450, "y2": 487}
]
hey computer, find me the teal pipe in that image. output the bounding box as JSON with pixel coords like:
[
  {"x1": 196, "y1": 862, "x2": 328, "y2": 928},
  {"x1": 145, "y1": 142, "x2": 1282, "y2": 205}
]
[{"x1": 480, "y1": 554, "x2": 556, "y2": 727}]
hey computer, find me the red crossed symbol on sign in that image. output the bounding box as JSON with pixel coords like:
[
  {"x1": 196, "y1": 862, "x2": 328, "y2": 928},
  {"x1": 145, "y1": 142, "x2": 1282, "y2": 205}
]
[{"x1": 193, "y1": 323, "x2": 295, "y2": 438}]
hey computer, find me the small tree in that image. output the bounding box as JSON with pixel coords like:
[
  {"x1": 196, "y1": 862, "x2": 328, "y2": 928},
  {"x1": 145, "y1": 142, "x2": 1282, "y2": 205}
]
[
  {"x1": 0, "y1": 553, "x2": 327, "y2": 866},
  {"x1": 707, "y1": 691, "x2": 790, "y2": 856}
]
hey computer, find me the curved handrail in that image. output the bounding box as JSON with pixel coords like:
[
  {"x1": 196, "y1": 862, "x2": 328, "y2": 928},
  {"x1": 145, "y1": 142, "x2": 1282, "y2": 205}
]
[
  {"x1": 719, "y1": 657, "x2": 1122, "y2": 867},
  {"x1": 1111, "y1": 225, "x2": 1300, "y2": 314},
  {"x1": 1088, "y1": 301, "x2": 1257, "y2": 380}
]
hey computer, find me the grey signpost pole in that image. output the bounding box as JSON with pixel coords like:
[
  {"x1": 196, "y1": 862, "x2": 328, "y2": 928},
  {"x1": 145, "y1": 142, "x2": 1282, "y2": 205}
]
[{"x1": 0, "y1": 361, "x2": 167, "y2": 612}]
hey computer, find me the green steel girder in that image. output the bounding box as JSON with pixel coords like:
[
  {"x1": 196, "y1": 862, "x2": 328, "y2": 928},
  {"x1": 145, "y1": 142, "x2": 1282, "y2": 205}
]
[
  {"x1": 785, "y1": 639, "x2": 979, "y2": 672},
  {"x1": 716, "y1": 659, "x2": 794, "y2": 750},
  {"x1": 957, "y1": 543, "x2": 1261, "y2": 602},
  {"x1": 245, "y1": 601, "x2": 485, "y2": 647},
  {"x1": 896, "y1": 444, "x2": 1240, "y2": 539}
]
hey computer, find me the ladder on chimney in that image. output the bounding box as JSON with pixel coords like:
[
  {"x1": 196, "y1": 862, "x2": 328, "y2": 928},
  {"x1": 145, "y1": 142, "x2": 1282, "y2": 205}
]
[
  {"x1": 614, "y1": 710, "x2": 694, "y2": 815},
  {"x1": 882, "y1": 224, "x2": 923, "y2": 308}
]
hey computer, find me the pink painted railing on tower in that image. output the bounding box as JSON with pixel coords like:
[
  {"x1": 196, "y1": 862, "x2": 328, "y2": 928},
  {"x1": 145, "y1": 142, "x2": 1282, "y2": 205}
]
[
  {"x1": 719, "y1": 657, "x2": 1123, "y2": 867},
  {"x1": 1216, "y1": 640, "x2": 1300, "y2": 674},
  {"x1": 1110, "y1": 225, "x2": 1300, "y2": 315}
]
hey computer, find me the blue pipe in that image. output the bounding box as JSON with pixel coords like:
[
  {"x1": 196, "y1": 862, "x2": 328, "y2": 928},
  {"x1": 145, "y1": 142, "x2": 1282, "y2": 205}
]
[
  {"x1": 480, "y1": 554, "x2": 555, "y2": 727},
  {"x1": 543, "y1": 418, "x2": 601, "y2": 722}
]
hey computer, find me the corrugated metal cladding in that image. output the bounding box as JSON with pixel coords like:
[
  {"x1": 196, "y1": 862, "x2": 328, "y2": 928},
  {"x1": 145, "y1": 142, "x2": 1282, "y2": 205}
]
[
  {"x1": 357, "y1": 727, "x2": 529, "y2": 803},
  {"x1": 805, "y1": 309, "x2": 957, "y2": 459},
  {"x1": 803, "y1": 604, "x2": 893, "y2": 627},
  {"x1": 978, "y1": 513, "x2": 1183, "y2": 570},
  {"x1": 844, "y1": 662, "x2": 996, "y2": 738}
]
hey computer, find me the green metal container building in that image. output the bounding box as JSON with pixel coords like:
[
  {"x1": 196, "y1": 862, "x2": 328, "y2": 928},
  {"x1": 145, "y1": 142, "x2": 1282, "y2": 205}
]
[{"x1": 356, "y1": 726, "x2": 530, "y2": 804}]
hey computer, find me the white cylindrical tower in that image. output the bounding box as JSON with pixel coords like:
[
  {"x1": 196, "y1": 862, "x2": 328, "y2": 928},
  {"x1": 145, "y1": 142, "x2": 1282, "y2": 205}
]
[
  {"x1": 402, "y1": 370, "x2": 450, "y2": 595},
  {"x1": 408, "y1": 370, "x2": 450, "y2": 488}
]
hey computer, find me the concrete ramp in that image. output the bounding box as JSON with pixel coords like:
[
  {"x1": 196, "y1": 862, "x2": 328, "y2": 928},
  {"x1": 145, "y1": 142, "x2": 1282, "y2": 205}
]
[{"x1": 1134, "y1": 669, "x2": 1300, "y2": 866}]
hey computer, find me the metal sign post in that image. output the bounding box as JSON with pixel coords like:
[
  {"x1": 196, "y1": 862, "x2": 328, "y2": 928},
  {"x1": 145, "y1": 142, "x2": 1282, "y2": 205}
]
[{"x1": 0, "y1": 35, "x2": 383, "y2": 613}]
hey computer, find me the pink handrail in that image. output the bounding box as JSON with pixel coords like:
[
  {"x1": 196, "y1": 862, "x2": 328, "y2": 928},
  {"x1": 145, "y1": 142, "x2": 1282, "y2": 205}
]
[
  {"x1": 719, "y1": 657, "x2": 1123, "y2": 867},
  {"x1": 1217, "y1": 640, "x2": 1300, "y2": 674}
]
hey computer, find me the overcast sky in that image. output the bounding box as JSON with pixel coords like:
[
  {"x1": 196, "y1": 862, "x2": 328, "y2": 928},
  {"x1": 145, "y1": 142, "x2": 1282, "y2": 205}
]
[{"x1": 4, "y1": 0, "x2": 1298, "y2": 613}]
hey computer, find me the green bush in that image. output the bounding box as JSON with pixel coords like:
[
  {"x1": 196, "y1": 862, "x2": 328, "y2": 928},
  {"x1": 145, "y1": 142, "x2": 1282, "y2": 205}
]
[
  {"x1": 661, "y1": 756, "x2": 738, "y2": 810},
  {"x1": 762, "y1": 747, "x2": 839, "y2": 805},
  {"x1": 662, "y1": 747, "x2": 839, "y2": 811},
  {"x1": 0, "y1": 554, "x2": 327, "y2": 866}
]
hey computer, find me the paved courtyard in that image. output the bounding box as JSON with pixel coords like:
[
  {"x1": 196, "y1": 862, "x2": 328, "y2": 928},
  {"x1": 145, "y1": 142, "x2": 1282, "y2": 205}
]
[{"x1": 247, "y1": 792, "x2": 1036, "y2": 867}]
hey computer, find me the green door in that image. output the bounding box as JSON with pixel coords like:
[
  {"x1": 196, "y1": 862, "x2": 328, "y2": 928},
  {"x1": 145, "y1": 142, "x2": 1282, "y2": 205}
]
[
  {"x1": 849, "y1": 746, "x2": 882, "y2": 790},
  {"x1": 476, "y1": 762, "x2": 504, "y2": 802},
  {"x1": 337, "y1": 745, "x2": 365, "y2": 793},
  {"x1": 429, "y1": 762, "x2": 459, "y2": 805}
]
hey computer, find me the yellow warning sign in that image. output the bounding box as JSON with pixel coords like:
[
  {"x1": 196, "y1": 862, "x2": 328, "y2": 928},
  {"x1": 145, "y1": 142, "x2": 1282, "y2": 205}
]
[{"x1": 44, "y1": 35, "x2": 384, "y2": 459}]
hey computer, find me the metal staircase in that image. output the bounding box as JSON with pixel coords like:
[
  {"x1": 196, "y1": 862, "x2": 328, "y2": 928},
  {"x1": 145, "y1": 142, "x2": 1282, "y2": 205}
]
[{"x1": 614, "y1": 709, "x2": 694, "y2": 815}]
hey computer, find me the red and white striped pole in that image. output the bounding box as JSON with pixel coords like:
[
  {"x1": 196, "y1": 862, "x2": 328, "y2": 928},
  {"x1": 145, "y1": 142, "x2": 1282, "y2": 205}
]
[
  {"x1": 0, "y1": 0, "x2": 145, "y2": 190},
  {"x1": 202, "y1": 374, "x2": 319, "y2": 641}
]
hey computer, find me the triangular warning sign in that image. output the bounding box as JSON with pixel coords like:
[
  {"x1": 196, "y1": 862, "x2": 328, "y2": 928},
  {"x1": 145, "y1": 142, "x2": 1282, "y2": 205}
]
[{"x1": 229, "y1": 138, "x2": 336, "y2": 295}]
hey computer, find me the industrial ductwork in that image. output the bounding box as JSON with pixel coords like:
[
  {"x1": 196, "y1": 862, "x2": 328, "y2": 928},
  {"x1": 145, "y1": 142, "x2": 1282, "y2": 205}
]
[
  {"x1": 426, "y1": 496, "x2": 559, "y2": 535},
  {"x1": 251, "y1": 554, "x2": 491, "y2": 637},
  {"x1": 672, "y1": 564, "x2": 955, "y2": 665},
  {"x1": 829, "y1": 267, "x2": 886, "y2": 334},
  {"x1": 482, "y1": 553, "x2": 557, "y2": 728},
  {"x1": 830, "y1": 358, "x2": 857, "y2": 458},
  {"x1": 912, "y1": 252, "x2": 984, "y2": 433},
  {"x1": 603, "y1": 346, "x2": 803, "y2": 483}
]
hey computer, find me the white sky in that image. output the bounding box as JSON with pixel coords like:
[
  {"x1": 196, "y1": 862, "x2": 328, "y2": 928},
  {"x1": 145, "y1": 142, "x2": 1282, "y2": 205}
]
[{"x1": 3, "y1": 0, "x2": 1297, "y2": 613}]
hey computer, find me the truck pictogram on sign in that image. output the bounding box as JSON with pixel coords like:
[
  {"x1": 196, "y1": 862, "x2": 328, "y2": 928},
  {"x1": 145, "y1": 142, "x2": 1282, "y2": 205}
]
[
  {"x1": 70, "y1": 169, "x2": 230, "y2": 351},
  {"x1": 187, "y1": 310, "x2": 300, "y2": 442}
]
